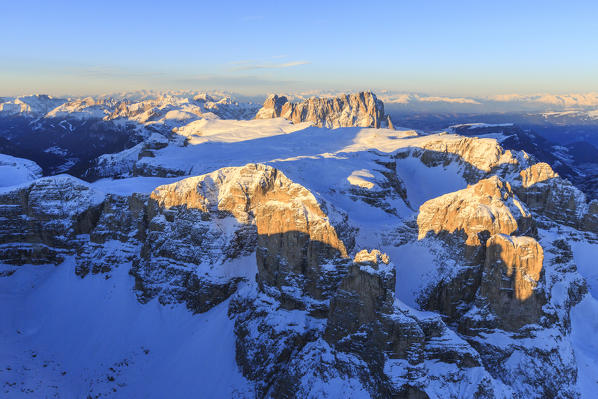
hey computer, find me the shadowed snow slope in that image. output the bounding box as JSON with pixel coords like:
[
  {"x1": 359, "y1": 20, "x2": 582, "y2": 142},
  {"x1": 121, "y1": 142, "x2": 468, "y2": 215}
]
[
  {"x1": 1, "y1": 109, "x2": 598, "y2": 398},
  {"x1": 0, "y1": 154, "x2": 42, "y2": 187},
  {"x1": 0, "y1": 260, "x2": 252, "y2": 398}
]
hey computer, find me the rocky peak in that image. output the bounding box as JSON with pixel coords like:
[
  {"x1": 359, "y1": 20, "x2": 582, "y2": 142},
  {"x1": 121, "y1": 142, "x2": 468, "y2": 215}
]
[
  {"x1": 415, "y1": 174, "x2": 548, "y2": 331},
  {"x1": 149, "y1": 164, "x2": 347, "y2": 257},
  {"x1": 417, "y1": 175, "x2": 535, "y2": 249},
  {"x1": 139, "y1": 163, "x2": 351, "y2": 309},
  {"x1": 518, "y1": 162, "x2": 559, "y2": 188},
  {"x1": 511, "y1": 161, "x2": 598, "y2": 232},
  {"x1": 353, "y1": 249, "x2": 390, "y2": 266},
  {"x1": 255, "y1": 91, "x2": 386, "y2": 128},
  {"x1": 416, "y1": 135, "x2": 519, "y2": 176},
  {"x1": 478, "y1": 234, "x2": 545, "y2": 330}
]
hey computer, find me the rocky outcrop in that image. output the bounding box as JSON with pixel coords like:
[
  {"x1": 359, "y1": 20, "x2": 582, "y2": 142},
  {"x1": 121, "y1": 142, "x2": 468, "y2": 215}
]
[
  {"x1": 131, "y1": 163, "x2": 351, "y2": 313},
  {"x1": 255, "y1": 91, "x2": 385, "y2": 128},
  {"x1": 417, "y1": 176, "x2": 535, "y2": 250},
  {"x1": 477, "y1": 234, "x2": 546, "y2": 330},
  {"x1": 233, "y1": 248, "x2": 492, "y2": 398},
  {"x1": 415, "y1": 176, "x2": 548, "y2": 331},
  {"x1": 512, "y1": 162, "x2": 598, "y2": 232},
  {"x1": 396, "y1": 135, "x2": 524, "y2": 184},
  {"x1": 410, "y1": 171, "x2": 577, "y2": 397},
  {"x1": 406, "y1": 142, "x2": 598, "y2": 233},
  {"x1": 518, "y1": 162, "x2": 559, "y2": 188},
  {"x1": 0, "y1": 175, "x2": 104, "y2": 264}
]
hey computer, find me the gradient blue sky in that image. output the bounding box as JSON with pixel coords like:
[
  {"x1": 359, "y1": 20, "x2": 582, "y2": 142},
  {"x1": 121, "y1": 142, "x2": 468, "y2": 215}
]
[{"x1": 2, "y1": 0, "x2": 597, "y2": 96}]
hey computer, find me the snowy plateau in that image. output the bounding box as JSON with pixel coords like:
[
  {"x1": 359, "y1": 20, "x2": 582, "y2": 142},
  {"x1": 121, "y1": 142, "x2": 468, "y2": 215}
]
[{"x1": 0, "y1": 91, "x2": 597, "y2": 398}]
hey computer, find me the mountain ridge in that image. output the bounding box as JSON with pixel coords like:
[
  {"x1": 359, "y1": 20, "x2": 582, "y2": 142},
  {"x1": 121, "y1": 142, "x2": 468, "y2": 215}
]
[{"x1": 1, "y1": 91, "x2": 597, "y2": 398}]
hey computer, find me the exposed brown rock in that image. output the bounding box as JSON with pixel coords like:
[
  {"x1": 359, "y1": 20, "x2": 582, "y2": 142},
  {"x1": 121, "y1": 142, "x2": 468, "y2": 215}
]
[
  {"x1": 518, "y1": 162, "x2": 559, "y2": 188},
  {"x1": 150, "y1": 163, "x2": 348, "y2": 293},
  {"x1": 255, "y1": 91, "x2": 385, "y2": 128},
  {"x1": 325, "y1": 250, "x2": 396, "y2": 345},
  {"x1": 479, "y1": 234, "x2": 545, "y2": 329},
  {"x1": 415, "y1": 176, "x2": 540, "y2": 324},
  {"x1": 512, "y1": 162, "x2": 598, "y2": 232},
  {"x1": 386, "y1": 115, "x2": 395, "y2": 130},
  {"x1": 134, "y1": 163, "x2": 351, "y2": 311},
  {"x1": 354, "y1": 249, "x2": 390, "y2": 265},
  {"x1": 417, "y1": 176, "x2": 535, "y2": 248},
  {"x1": 417, "y1": 136, "x2": 518, "y2": 174}
]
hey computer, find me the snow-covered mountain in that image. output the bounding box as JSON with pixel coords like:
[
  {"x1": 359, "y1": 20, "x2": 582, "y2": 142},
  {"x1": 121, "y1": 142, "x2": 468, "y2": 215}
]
[
  {"x1": 255, "y1": 91, "x2": 391, "y2": 128},
  {"x1": 0, "y1": 92, "x2": 262, "y2": 177},
  {"x1": 0, "y1": 92, "x2": 260, "y2": 121},
  {"x1": 448, "y1": 123, "x2": 598, "y2": 201},
  {"x1": 1, "y1": 92, "x2": 598, "y2": 398},
  {"x1": 0, "y1": 95, "x2": 67, "y2": 117}
]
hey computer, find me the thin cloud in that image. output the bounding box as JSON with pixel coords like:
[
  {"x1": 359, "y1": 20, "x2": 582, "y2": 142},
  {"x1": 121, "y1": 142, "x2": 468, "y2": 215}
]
[{"x1": 231, "y1": 61, "x2": 310, "y2": 71}]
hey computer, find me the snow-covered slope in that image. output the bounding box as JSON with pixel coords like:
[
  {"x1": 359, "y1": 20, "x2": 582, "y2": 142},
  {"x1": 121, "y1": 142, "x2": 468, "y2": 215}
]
[
  {"x1": 1, "y1": 94, "x2": 598, "y2": 398},
  {"x1": 1, "y1": 92, "x2": 259, "y2": 123},
  {"x1": 0, "y1": 92, "x2": 261, "y2": 177},
  {"x1": 0, "y1": 95, "x2": 66, "y2": 117},
  {"x1": 0, "y1": 154, "x2": 42, "y2": 187}
]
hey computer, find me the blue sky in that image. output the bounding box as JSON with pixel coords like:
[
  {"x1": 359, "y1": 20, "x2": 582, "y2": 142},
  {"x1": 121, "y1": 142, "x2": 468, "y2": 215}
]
[{"x1": 2, "y1": 0, "x2": 597, "y2": 96}]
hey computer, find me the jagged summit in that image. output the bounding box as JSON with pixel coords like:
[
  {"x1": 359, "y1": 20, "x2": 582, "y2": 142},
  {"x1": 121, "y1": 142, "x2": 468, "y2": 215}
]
[
  {"x1": 0, "y1": 92, "x2": 259, "y2": 121},
  {"x1": 255, "y1": 91, "x2": 388, "y2": 128},
  {"x1": 1, "y1": 90, "x2": 598, "y2": 397}
]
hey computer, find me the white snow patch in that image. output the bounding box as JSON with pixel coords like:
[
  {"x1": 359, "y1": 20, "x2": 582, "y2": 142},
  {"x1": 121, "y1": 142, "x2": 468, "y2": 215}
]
[{"x1": 0, "y1": 154, "x2": 43, "y2": 187}]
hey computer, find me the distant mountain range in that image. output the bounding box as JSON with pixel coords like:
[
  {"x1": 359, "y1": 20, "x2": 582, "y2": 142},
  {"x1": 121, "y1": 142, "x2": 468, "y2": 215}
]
[{"x1": 1, "y1": 90, "x2": 598, "y2": 397}]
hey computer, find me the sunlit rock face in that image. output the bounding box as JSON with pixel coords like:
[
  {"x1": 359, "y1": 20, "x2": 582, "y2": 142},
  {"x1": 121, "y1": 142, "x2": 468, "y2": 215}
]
[
  {"x1": 415, "y1": 175, "x2": 546, "y2": 330},
  {"x1": 512, "y1": 161, "x2": 598, "y2": 232},
  {"x1": 479, "y1": 234, "x2": 545, "y2": 330},
  {"x1": 518, "y1": 162, "x2": 559, "y2": 188},
  {"x1": 149, "y1": 163, "x2": 348, "y2": 272},
  {"x1": 137, "y1": 163, "x2": 350, "y2": 310},
  {"x1": 417, "y1": 176, "x2": 535, "y2": 249},
  {"x1": 417, "y1": 136, "x2": 518, "y2": 175},
  {"x1": 255, "y1": 91, "x2": 385, "y2": 128}
]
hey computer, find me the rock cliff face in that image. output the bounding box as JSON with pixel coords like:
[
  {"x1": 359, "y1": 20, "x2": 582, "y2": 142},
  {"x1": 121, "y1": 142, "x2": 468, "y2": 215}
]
[
  {"x1": 511, "y1": 162, "x2": 598, "y2": 231},
  {"x1": 0, "y1": 175, "x2": 104, "y2": 265},
  {"x1": 133, "y1": 163, "x2": 351, "y2": 312},
  {"x1": 415, "y1": 175, "x2": 545, "y2": 328},
  {"x1": 2, "y1": 124, "x2": 597, "y2": 398},
  {"x1": 232, "y1": 248, "x2": 494, "y2": 398},
  {"x1": 417, "y1": 176, "x2": 535, "y2": 248},
  {"x1": 417, "y1": 136, "x2": 517, "y2": 175},
  {"x1": 255, "y1": 91, "x2": 386, "y2": 128},
  {"x1": 479, "y1": 234, "x2": 545, "y2": 330}
]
